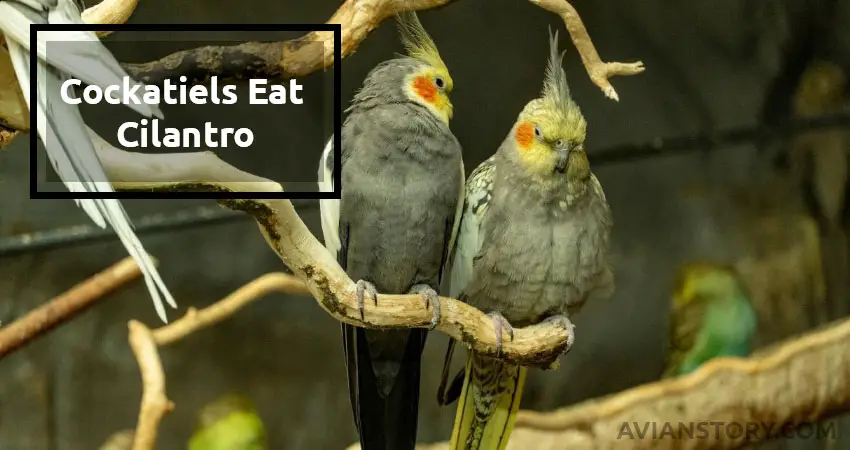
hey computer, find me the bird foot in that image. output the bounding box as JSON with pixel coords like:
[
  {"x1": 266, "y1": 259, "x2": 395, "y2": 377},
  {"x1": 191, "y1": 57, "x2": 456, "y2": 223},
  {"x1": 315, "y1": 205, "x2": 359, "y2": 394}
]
[
  {"x1": 409, "y1": 284, "x2": 440, "y2": 330},
  {"x1": 488, "y1": 311, "x2": 515, "y2": 357},
  {"x1": 544, "y1": 314, "x2": 576, "y2": 353},
  {"x1": 354, "y1": 279, "x2": 378, "y2": 320}
]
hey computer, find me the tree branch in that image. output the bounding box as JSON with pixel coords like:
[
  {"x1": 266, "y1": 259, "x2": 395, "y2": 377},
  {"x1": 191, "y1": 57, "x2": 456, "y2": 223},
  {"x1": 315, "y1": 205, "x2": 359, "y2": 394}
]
[
  {"x1": 118, "y1": 0, "x2": 643, "y2": 100},
  {"x1": 122, "y1": 271, "x2": 336, "y2": 449},
  {"x1": 128, "y1": 320, "x2": 173, "y2": 450},
  {"x1": 91, "y1": 129, "x2": 571, "y2": 367},
  {"x1": 0, "y1": 256, "x2": 146, "y2": 359},
  {"x1": 526, "y1": 0, "x2": 644, "y2": 101},
  {"x1": 120, "y1": 0, "x2": 460, "y2": 86},
  {"x1": 405, "y1": 316, "x2": 850, "y2": 450}
]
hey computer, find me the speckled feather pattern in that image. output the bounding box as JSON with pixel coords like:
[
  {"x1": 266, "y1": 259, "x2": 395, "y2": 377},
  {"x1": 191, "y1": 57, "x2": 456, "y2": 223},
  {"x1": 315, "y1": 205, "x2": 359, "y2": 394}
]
[{"x1": 453, "y1": 139, "x2": 613, "y2": 327}]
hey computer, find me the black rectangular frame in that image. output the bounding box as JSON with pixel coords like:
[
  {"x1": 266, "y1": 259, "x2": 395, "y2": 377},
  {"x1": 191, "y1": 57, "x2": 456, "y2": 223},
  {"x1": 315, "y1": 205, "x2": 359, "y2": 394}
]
[{"x1": 29, "y1": 23, "x2": 342, "y2": 200}]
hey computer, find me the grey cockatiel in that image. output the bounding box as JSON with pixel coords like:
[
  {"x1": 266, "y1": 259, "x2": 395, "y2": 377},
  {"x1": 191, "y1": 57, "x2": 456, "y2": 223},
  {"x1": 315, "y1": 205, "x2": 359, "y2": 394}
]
[
  {"x1": 0, "y1": 0, "x2": 176, "y2": 322},
  {"x1": 317, "y1": 12, "x2": 464, "y2": 450},
  {"x1": 439, "y1": 30, "x2": 614, "y2": 450}
]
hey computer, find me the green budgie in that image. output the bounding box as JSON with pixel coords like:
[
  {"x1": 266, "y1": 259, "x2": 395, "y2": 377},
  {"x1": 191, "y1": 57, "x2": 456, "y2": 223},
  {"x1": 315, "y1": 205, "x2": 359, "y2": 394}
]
[
  {"x1": 663, "y1": 262, "x2": 759, "y2": 378},
  {"x1": 188, "y1": 394, "x2": 266, "y2": 450}
]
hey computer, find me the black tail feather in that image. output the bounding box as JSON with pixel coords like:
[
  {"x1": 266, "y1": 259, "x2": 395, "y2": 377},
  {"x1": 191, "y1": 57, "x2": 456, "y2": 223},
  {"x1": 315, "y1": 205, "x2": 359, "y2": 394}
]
[{"x1": 344, "y1": 325, "x2": 427, "y2": 450}]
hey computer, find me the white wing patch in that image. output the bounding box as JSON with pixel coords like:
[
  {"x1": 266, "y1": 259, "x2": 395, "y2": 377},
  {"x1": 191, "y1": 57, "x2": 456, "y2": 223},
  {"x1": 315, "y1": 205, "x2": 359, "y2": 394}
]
[
  {"x1": 448, "y1": 155, "x2": 496, "y2": 299},
  {"x1": 318, "y1": 136, "x2": 341, "y2": 258}
]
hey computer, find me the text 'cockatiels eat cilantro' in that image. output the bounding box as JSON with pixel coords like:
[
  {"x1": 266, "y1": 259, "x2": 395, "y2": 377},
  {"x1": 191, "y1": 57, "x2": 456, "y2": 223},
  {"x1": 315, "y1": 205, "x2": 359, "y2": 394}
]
[{"x1": 57, "y1": 75, "x2": 305, "y2": 148}]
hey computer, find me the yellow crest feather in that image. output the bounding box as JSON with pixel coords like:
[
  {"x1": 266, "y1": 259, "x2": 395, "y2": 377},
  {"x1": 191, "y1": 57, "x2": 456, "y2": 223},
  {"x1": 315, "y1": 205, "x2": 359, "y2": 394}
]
[
  {"x1": 395, "y1": 11, "x2": 448, "y2": 71},
  {"x1": 536, "y1": 28, "x2": 586, "y2": 141}
]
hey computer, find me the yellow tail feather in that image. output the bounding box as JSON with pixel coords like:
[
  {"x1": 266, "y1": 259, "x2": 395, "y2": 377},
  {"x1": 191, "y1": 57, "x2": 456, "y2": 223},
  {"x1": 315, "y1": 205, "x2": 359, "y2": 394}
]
[{"x1": 449, "y1": 353, "x2": 527, "y2": 450}]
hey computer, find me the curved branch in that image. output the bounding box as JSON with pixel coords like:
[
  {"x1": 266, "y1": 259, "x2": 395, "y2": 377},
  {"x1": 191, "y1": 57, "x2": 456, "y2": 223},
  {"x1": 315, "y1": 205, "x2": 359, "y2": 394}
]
[
  {"x1": 527, "y1": 0, "x2": 645, "y2": 101},
  {"x1": 121, "y1": 0, "x2": 459, "y2": 85},
  {"x1": 117, "y1": 0, "x2": 643, "y2": 100},
  {"x1": 410, "y1": 316, "x2": 850, "y2": 450},
  {"x1": 92, "y1": 130, "x2": 571, "y2": 367},
  {"x1": 0, "y1": 256, "x2": 146, "y2": 358},
  {"x1": 82, "y1": 0, "x2": 140, "y2": 27},
  {"x1": 152, "y1": 272, "x2": 310, "y2": 346},
  {"x1": 128, "y1": 320, "x2": 173, "y2": 450}
]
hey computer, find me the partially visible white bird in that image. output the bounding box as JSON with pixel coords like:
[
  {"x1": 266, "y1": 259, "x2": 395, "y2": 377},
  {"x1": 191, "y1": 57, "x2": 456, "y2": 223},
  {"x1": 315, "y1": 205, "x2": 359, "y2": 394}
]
[{"x1": 0, "y1": 0, "x2": 177, "y2": 322}]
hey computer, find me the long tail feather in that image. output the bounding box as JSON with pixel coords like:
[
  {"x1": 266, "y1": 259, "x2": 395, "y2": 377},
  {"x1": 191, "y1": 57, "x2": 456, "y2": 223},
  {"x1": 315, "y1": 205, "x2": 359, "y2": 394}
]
[
  {"x1": 345, "y1": 326, "x2": 425, "y2": 450},
  {"x1": 4, "y1": 36, "x2": 176, "y2": 323},
  {"x1": 449, "y1": 353, "x2": 526, "y2": 450}
]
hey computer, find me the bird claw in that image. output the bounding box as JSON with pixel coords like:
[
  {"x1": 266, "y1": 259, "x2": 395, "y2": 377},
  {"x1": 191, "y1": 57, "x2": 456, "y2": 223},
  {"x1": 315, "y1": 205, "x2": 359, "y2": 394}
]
[
  {"x1": 487, "y1": 311, "x2": 515, "y2": 357},
  {"x1": 354, "y1": 279, "x2": 378, "y2": 320},
  {"x1": 409, "y1": 284, "x2": 440, "y2": 330},
  {"x1": 544, "y1": 314, "x2": 576, "y2": 353}
]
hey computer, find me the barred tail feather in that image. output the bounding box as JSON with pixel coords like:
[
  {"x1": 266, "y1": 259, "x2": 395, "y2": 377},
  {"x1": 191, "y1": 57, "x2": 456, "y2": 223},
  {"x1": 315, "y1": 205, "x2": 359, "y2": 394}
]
[{"x1": 449, "y1": 353, "x2": 526, "y2": 450}]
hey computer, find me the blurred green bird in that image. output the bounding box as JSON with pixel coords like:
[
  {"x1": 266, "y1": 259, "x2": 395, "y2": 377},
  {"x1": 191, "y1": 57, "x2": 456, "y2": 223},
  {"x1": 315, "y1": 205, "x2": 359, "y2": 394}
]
[
  {"x1": 663, "y1": 262, "x2": 759, "y2": 378},
  {"x1": 188, "y1": 394, "x2": 266, "y2": 450}
]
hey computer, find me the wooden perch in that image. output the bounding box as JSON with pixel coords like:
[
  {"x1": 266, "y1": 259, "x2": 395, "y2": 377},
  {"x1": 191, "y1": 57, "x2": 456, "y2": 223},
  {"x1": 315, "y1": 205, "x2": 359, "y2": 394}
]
[
  {"x1": 95, "y1": 133, "x2": 571, "y2": 367},
  {"x1": 0, "y1": 256, "x2": 145, "y2": 359},
  {"x1": 119, "y1": 0, "x2": 643, "y2": 100},
  {"x1": 404, "y1": 316, "x2": 850, "y2": 450}
]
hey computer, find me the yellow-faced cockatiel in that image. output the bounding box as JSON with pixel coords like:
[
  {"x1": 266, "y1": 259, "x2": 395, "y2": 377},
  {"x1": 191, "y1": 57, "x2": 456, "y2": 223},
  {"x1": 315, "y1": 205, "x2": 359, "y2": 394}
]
[{"x1": 439, "y1": 30, "x2": 614, "y2": 450}]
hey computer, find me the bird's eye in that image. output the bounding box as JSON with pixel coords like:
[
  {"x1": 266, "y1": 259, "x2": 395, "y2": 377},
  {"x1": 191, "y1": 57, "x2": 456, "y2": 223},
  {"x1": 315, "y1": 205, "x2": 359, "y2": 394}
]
[
  {"x1": 434, "y1": 76, "x2": 445, "y2": 89},
  {"x1": 555, "y1": 138, "x2": 565, "y2": 148},
  {"x1": 534, "y1": 125, "x2": 543, "y2": 139}
]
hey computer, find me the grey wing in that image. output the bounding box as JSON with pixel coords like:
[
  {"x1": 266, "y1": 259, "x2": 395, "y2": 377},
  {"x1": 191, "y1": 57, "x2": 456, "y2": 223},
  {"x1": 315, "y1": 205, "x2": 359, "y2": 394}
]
[
  {"x1": 439, "y1": 158, "x2": 465, "y2": 288},
  {"x1": 448, "y1": 155, "x2": 496, "y2": 298},
  {"x1": 0, "y1": 0, "x2": 162, "y2": 118},
  {"x1": 318, "y1": 136, "x2": 341, "y2": 257}
]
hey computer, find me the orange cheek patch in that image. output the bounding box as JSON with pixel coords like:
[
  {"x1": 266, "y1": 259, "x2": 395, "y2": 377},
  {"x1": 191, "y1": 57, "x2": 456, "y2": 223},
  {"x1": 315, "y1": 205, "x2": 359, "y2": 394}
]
[
  {"x1": 515, "y1": 122, "x2": 533, "y2": 149},
  {"x1": 412, "y1": 75, "x2": 437, "y2": 103}
]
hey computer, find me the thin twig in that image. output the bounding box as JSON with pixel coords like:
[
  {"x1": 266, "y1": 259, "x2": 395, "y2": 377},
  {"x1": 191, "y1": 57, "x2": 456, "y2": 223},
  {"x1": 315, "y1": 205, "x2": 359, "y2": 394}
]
[
  {"x1": 128, "y1": 320, "x2": 173, "y2": 450},
  {"x1": 116, "y1": 0, "x2": 642, "y2": 101},
  {"x1": 527, "y1": 0, "x2": 645, "y2": 101},
  {"x1": 152, "y1": 272, "x2": 310, "y2": 346},
  {"x1": 125, "y1": 271, "x2": 314, "y2": 449},
  {"x1": 0, "y1": 256, "x2": 146, "y2": 359}
]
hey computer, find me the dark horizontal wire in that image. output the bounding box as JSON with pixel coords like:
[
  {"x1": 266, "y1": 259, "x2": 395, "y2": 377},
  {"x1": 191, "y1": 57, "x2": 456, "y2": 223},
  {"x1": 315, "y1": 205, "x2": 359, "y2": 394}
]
[
  {"x1": 591, "y1": 112, "x2": 850, "y2": 165},
  {"x1": 2, "y1": 112, "x2": 849, "y2": 257},
  {"x1": 0, "y1": 201, "x2": 315, "y2": 257}
]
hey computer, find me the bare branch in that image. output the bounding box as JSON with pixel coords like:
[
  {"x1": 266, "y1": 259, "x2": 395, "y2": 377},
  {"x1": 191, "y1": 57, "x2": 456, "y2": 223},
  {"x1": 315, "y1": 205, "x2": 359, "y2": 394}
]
[
  {"x1": 81, "y1": 0, "x2": 140, "y2": 27},
  {"x1": 116, "y1": 0, "x2": 643, "y2": 101},
  {"x1": 409, "y1": 316, "x2": 850, "y2": 450},
  {"x1": 527, "y1": 0, "x2": 645, "y2": 101},
  {"x1": 122, "y1": 271, "x2": 330, "y2": 449},
  {"x1": 128, "y1": 320, "x2": 173, "y2": 450},
  {"x1": 93, "y1": 134, "x2": 571, "y2": 367},
  {"x1": 0, "y1": 256, "x2": 146, "y2": 359},
  {"x1": 121, "y1": 0, "x2": 460, "y2": 86},
  {"x1": 152, "y1": 272, "x2": 310, "y2": 346}
]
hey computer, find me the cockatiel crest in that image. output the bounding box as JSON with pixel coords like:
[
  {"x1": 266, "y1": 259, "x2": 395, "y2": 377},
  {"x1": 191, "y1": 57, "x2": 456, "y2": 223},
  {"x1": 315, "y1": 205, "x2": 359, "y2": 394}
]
[
  {"x1": 395, "y1": 11, "x2": 454, "y2": 123},
  {"x1": 512, "y1": 29, "x2": 589, "y2": 184}
]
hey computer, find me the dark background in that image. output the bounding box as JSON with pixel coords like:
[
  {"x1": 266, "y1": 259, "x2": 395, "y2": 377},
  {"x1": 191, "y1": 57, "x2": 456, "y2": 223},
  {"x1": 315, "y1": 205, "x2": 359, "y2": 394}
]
[{"x1": 1, "y1": 0, "x2": 849, "y2": 449}]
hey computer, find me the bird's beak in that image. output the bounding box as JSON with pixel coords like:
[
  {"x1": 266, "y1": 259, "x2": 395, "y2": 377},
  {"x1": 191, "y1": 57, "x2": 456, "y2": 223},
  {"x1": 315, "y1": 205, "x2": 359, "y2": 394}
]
[{"x1": 554, "y1": 147, "x2": 570, "y2": 174}]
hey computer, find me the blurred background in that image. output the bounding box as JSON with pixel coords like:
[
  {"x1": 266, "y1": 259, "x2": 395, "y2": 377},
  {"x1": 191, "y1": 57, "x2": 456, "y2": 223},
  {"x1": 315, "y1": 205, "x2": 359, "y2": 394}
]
[{"x1": 1, "y1": 0, "x2": 849, "y2": 448}]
